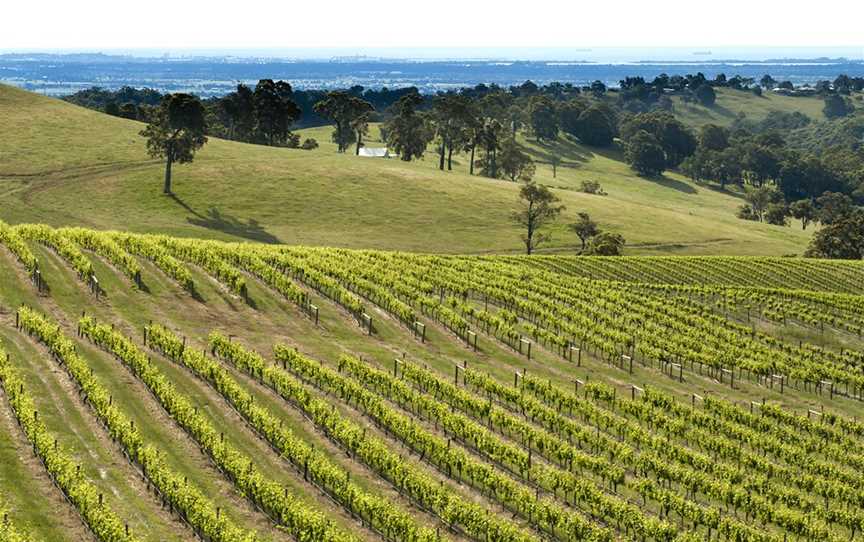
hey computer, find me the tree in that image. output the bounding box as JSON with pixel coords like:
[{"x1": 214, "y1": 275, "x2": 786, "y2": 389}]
[
  {"x1": 805, "y1": 209, "x2": 864, "y2": 259},
  {"x1": 699, "y1": 124, "x2": 730, "y2": 151},
  {"x1": 789, "y1": 199, "x2": 817, "y2": 230},
  {"x1": 140, "y1": 93, "x2": 208, "y2": 195},
  {"x1": 764, "y1": 203, "x2": 789, "y2": 226},
  {"x1": 314, "y1": 91, "x2": 374, "y2": 153},
  {"x1": 528, "y1": 96, "x2": 559, "y2": 141},
  {"x1": 559, "y1": 99, "x2": 588, "y2": 137},
  {"x1": 512, "y1": 183, "x2": 564, "y2": 255},
  {"x1": 432, "y1": 94, "x2": 475, "y2": 170},
  {"x1": 498, "y1": 138, "x2": 535, "y2": 182},
  {"x1": 625, "y1": 130, "x2": 666, "y2": 176},
  {"x1": 383, "y1": 93, "x2": 433, "y2": 161},
  {"x1": 118, "y1": 103, "x2": 139, "y2": 120},
  {"x1": 584, "y1": 232, "x2": 625, "y2": 256},
  {"x1": 743, "y1": 144, "x2": 782, "y2": 186},
  {"x1": 105, "y1": 101, "x2": 120, "y2": 116},
  {"x1": 569, "y1": 212, "x2": 598, "y2": 252},
  {"x1": 590, "y1": 80, "x2": 607, "y2": 97},
  {"x1": 549, "y1": 155, "x2": 561, "y2": 178},
  {"x1": 823, "y1": 94, "x2": 855, "y2": 119},
  {"x1": 476, "y1": 118, "x2": 506, "y2": 178},
  {"x1": 220, "y1": 84, "x2": 256, "y2": 141},
  {"x1": 252, "y1": 79, "x2": 302, "y2": 146},
  {"x1": 575, "y1": 105, "x2": 616, "y2": 147},
  {"x1": 621, "y1": 112, "x2": 696, "y2": 168},
  {"x1": 815, "y1": 192, "x2": 855, "y2": 225},
  {"x1": 743, "y1": 185, "x2": 782, "y2": 222},
  {"x1": 694, "y1": 84, "x2": 716, "y2": 106}
]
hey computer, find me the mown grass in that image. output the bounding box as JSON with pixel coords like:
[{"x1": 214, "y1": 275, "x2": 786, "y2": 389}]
[{"x1": 0, "y1": 84, "x2": 814, "y2": 256}]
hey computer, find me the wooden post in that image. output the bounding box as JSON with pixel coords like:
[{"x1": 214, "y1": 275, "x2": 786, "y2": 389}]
[
  {"x1": 572, "y1": 347, "x2": 582, "y2": 366},
  {"x1": 623, "y1": 354, "x2": 633, "y2": 374},
  {"x1": 310, "y1": 304, "x2": 319, "y2": 326},
  {"x1": 520, "y1": 338, "x2": 532, "y2": 360}
]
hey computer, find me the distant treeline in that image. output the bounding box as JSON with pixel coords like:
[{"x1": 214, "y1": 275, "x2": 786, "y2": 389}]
[{"x1": 64, "y1": 71, "x2": 864, "y2": 131}]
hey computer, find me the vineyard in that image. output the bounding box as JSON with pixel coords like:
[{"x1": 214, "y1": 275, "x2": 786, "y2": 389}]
[{"x1": 1, "y1": 221, "x2": 864, "y2": 542}]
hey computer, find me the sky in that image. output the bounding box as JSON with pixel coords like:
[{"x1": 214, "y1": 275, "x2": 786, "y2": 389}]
[{"x1": 3, "y1": 0, "x2": 863, "y2": 55}]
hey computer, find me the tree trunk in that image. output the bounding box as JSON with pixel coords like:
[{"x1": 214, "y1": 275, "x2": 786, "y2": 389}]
[
  {"x1": 439, "y1": 141, "x2": 445, "y2": 170},
  {"x1": 163, "y1": 150, "x2": 173, "y2": 195},
  {"x1": 469, "y1": 145, "x2": 476, "y2": 175},
  {"x1": 553, "y1": 163, "x2": 557, "y2": 178},
  {"x1": 447, "y1": 144, "x2": 454, "y2": 170},
  {"x1": 356, "y1": 131, "x2": 362, "y2": 156}
]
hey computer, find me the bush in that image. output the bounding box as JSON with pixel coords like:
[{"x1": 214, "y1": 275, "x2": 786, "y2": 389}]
[
  {"x1": 300, "y1": 138, "x2": 319, "y2": 150},
  {"x1": 584, "y1": 232, "x2": 625, "y2": 256},
  {"x1": 764, "y1": 203, "x2": 790, "y2": 226},
  {"x1": 579, "y1": 180, "x2": 607, "y2": 195},
  {"x1": 737, "y1": 205, "x2": 759, "y2": 221}
]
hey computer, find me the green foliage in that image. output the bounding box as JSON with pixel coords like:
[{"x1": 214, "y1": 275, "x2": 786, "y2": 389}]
[
  {"x1": 621, "y1": 111, "x2": 697, "y2": 168},
  {"x1": 806, "y1": 209, "x2": 864, "y2": 259},
  {"x1": 569, "y1": 212, "x2": 599, "y2": 252},
  {"x1": 300, "y1": 137, "x2": 319, "y2": 150},
  {"x1": 313, "y1": 91, "x2": 374, "y2": 153},
  {"x1": 512, "y1": 183, "x2": 564, "y2": 254},
  {"x1": 694, "y1": 84, "x2": 717, "y2": 106},
  {"x1": 823, "y1": 94, "x2": 855, "y2": 119},
  {"x1": 527, "y1": 96, "x2": 559, "y2": 141},
  {"x1": 140, "y1": 93, "x2": 208, "y2": 194},
  {"x1": 789, "y1": 199, "x2": 817, "y2": 230},
  {"x1": 251, "y1": 79, "x2": 302, "y2": 146},
  {"x1": 743, "y1": 185, "x2": 784, "y2": 222},
  {"x1": 624, "y1": 130, "x2": 666, "y2": 176},
  {"x1": 574, "y1": 105, "x2": 616, "y2": 147},
  {"x1": 382, "y1": 93, "x2": 432, "y2": 161},
  {"x1": 579, "y1": 179, "x2": 607, "y2": 195},
  {"x1": 583, "y1": 231, "x2": 626, "y2": 256},
  {"x1": 498, "y1": 138, "x2": 535, "y2": 182},
  {"x1": 764, "y1": 203, "x2": 790, "y2": 226}
]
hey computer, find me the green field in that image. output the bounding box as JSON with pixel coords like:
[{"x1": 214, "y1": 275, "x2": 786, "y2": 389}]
[
  {"x1": 0, "y1": 84, "x2": 813, "y2": 256},
  {"x1": 0, "y1": 225, "x2": 863, "y2": 542}
]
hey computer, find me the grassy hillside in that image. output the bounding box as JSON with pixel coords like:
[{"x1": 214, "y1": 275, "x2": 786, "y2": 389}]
[
  {"x1": 0, "y1": 84, "x2": 812, "y2": 255},
  {"x1": 670, "y1": 87, "x2": 833, "y2": 127}
]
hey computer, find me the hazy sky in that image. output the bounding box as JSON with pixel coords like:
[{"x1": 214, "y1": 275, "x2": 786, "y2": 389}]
[{"x1": 4, "y1": 0, "x2": 863, "y2": 51}]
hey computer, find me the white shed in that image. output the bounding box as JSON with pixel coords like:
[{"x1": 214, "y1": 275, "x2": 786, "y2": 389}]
[{"x1": 358, "y1": 147, "x2": 390, "y2": 158}]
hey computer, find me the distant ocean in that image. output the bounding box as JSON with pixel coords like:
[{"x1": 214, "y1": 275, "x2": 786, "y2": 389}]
[{"x1": 2, "y1": 47, "x2": 862, "y2": 96}]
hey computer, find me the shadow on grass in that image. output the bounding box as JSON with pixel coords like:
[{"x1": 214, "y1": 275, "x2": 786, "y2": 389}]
[
  {"x1": 641, "y1": 174, "x2": 698, "y2": 194},
  {"x1": 529, "y1": 135, "x2": 592, "y2": 165},
  {"x1": 167, "y1": 194, "x2": 282, "y2": 244}
]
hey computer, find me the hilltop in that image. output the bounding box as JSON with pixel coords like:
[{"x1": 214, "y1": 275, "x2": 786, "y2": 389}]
[{"x1": 0, "y1": 84, "x2": 812, "y2": 255}]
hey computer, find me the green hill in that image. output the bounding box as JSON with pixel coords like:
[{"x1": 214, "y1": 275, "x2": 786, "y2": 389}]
[
  {"x1": 671, "y1": 87, "x2": 832, "y2": 127},
  {"x1": 0, "y1": 84, "x2": 811, "y2": 255}
]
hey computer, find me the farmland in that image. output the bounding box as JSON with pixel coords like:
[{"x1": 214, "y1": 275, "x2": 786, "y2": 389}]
[
  {"x1": 1, "y1": 222, "x2": 864, "y2": 541},
  {"x1": 0, "y1": 84, "x2": 813, "y2": 256}
]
